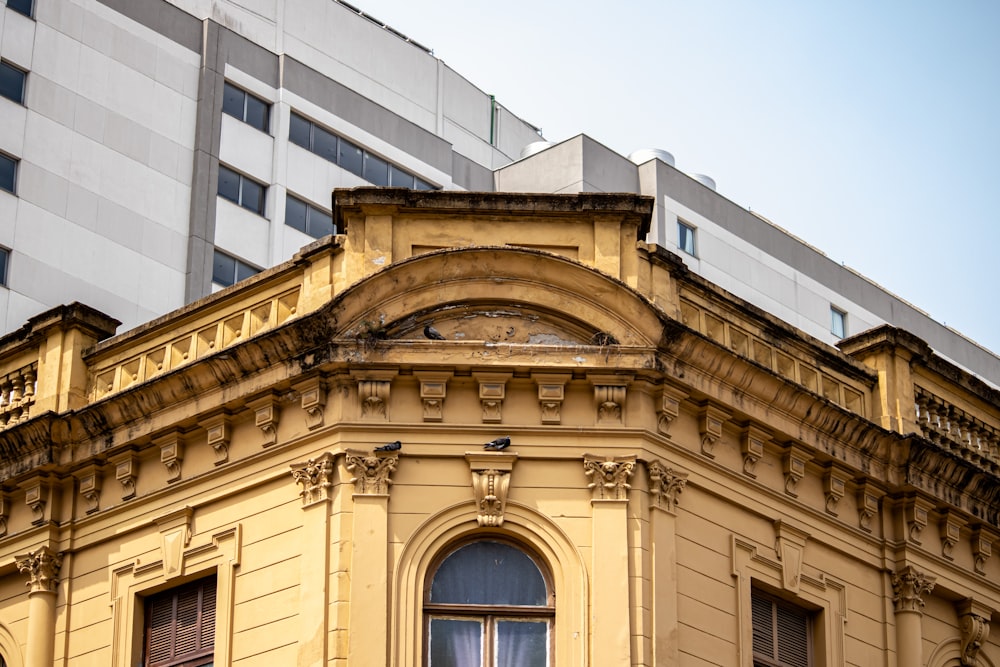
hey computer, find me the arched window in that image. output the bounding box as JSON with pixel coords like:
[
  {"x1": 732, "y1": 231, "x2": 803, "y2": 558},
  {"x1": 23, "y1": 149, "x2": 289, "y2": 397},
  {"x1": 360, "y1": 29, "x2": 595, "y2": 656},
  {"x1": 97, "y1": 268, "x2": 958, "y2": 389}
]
[{"x1": 424, "y1": 539, "x2": 554, "y2": 666}]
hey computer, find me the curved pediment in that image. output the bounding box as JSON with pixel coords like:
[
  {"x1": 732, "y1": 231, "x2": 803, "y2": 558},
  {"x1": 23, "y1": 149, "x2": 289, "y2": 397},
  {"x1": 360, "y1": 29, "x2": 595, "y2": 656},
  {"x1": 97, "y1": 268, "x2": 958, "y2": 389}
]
[{"x1": 328, "y1": 246, "x2": 667, "y2": 348}]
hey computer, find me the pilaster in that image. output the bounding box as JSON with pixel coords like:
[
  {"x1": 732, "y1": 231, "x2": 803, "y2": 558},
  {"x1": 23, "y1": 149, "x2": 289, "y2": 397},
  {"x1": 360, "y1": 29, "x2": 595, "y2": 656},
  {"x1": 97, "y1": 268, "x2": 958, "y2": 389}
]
[
  {"x1": 891, "y1": 566, "x2": 935, "y2": 667},
  {"x1": 16, "y1": 545, "x2": 62, "y2": 667}
]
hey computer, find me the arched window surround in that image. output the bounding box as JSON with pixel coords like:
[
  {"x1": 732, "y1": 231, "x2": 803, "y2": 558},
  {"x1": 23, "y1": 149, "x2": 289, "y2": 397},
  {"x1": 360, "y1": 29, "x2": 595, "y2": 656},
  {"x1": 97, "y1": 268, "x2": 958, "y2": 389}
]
[{"x1": 392, "y1": 501, "x2": 588, "y2": 667}]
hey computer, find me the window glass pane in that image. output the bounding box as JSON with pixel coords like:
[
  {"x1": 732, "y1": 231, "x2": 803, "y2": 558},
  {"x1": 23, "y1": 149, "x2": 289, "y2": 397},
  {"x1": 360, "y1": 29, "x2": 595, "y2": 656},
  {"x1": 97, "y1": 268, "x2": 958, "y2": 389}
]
[
  {"x1": 431, "y1": 541, "x2": 547, "y2": 606},
  {"x1": 6, "y1": 0, "x2": 32, "y2": 17},
  {"x1": 363, "y1": 153, "x2": 389, "y2": 186},
  {"x1": 831, "y1": 308, "x2": 846, "y2": 338},
  {"x1": 0, "y1": 248, "x2": 9, "y2": 286},
  {"x1": 244, "y1": 94, "x2": 269, "y2": 132},
  {"x1": 221, "y1": 83, "x2": 245, "y2": 121},
  {"x1": 235, "y1": 260, "x2": 258, "y2": 282},
  {"x1": 428, "y1": 618, "x2": 481, "y2": 667},
  {"x1": 678, "y1": 221, "x2": 695, "y2": 255},
  {"x1": 496, "y1": 621, "x2": 547, "y2": 667},
  {"x1": 241, "y1": 178, "x2": 264, "y2": 214},
  {"x1": 217, "y1": 166, "x2": 240, "y2": 203},
  {"x1": 285, "y1": 196, "x2": 308, "y2": 233},
  {"x1": 288, "y1": 113, "x2": 311, "y2": 148},
  {"x1": 389, "y1": 164, "x2": 413, "y2": 188},
  {"x1": 312, "y1": 127, "x2": 338, "y2": 164},
  {"x1": 0, "y1": 155, "x2": 15, "y2": 194},
  {"x1": 212, "y1": 251, "x2": 235, "y2": 286},
  {"x1": 414, "y1": 177, "x2": 434, "y2": 191},
  {"x1": 339, "y1": 138, "x2": 363, "y2": 176},
  {"x1": 308, "y1": 208, "x2": 335, "y2": 238},
  {"x1": 0, "y1": 62, "x2": 26, "y2": 104}
]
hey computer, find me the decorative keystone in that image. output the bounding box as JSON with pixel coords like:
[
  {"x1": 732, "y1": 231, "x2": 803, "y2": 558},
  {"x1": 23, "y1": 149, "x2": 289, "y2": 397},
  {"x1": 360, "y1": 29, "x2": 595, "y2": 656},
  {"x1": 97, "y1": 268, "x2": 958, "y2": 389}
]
[
  {"x1": 466, "y1": 453, "x2": 516, "y2": 527},
  {"x1": 290, "y1": 452, "x2": 336, "y2": 506},
  {"x1": 775, "y1": 521, "x2": 809, "y2": 594},
  {"x1": 16, "y1": 546, "x2": 62, "y2": 594},
  {"x1": 345, "y1": 449, "x2": 398, "y2": 495},
  {"x1": 741, "y1": 425, "x2": 770, "y2": 478},
  {"x1": 891, "y1": 566, "x2": 935, "y2": 613},
  {"x1": 646, "y1": 460, "x2": 687, "y2": 513},
  {"x1": 957, "y1": 598, "x2": 993, "y2": 667},
  {"x1": 583, "y1": 453, "x2": 636, "y2": 501}
]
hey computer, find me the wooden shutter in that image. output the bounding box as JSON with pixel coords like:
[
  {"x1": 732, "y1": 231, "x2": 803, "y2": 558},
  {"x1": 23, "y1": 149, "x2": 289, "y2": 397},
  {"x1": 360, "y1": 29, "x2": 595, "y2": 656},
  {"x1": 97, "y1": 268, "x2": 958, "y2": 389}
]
[
  {"x1": 751, "y1": 590, "x2": 810, "y2": 667},
  {"x1": 145, "y1": 577, "x2": 216, "y2": 667}
]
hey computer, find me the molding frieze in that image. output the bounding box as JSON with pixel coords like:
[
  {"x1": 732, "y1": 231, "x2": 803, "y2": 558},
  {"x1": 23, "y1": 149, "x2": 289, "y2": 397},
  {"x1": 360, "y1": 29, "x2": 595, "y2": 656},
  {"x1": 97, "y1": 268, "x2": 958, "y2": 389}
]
[
  {"x1": 857, "y1": 481, "x2": 883, "y2": 533},
  {"x1": 823, "y1": 465, "x2": 851, "y2": 516},
  {"x1": 971, "y1": 527, "x2": 997, "y2": 576},
  {"x1": 891, "y1": 566, "x2": 935, "y2": 613},
  {"x1": 204, "y1": 413, "x2": 231, "y2": 465},
  {"x1": 782, "y1": 444, "x2": 812, "y2": 497},
  {"x1": 74, "y1": 464, "x2": 103, "y2": 514},
  {"x1": 741, "y1": 425, "x2": 770, "y2": 478},
  {"x1": 534, "y1": 373, "x2": 570, "y2": 425},
  {"x1": 466, "y1": 453, "x2": 516, "y2": 527},
  {"x1": 583, "y1": 453, "x2": 636, "y2": 501},
  {"x1": 16, "y1": 546, "x2": 62, "y2": 594},
  {"x1": 155, "y1": 431, "x2": 185, "y2": 483},
  {"x1": 939, "y1": 510, "x2": 967, "y2": 561},
  {"x1": 646, "y1": 459, "x2": 687, "y2": 513},
  {"x1": 657, "y1": 384, "x2": 688, "y2": 437},
  {"x1": 346, "y1": 449, "x2": 398, "y2": 495},
  {"x1": 110, "y1": 450, "x2": 138, "y2": 500},
  {"x1": 474, "y1": 372, "x2": 511, "y2": 424},
  {"x1": 698, "y1": 402, "x2": 730, "y2": 458},
  {"x1": 247, "y1": 393, "x2": 281, "y2": 446},
  {"x1": 957, "y1": 598, "x2": 993, "y2": 667},
  {"x1": 290, "y1": 452, "x2": 336, "y2": 506}
]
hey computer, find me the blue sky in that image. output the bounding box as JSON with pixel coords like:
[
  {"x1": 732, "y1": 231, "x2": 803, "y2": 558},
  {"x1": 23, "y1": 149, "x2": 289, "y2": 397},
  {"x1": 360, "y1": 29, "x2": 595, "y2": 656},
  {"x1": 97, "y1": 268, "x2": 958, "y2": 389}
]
[{"x1": 360, "y1": 1, "x2": 1000, "y2": 356}]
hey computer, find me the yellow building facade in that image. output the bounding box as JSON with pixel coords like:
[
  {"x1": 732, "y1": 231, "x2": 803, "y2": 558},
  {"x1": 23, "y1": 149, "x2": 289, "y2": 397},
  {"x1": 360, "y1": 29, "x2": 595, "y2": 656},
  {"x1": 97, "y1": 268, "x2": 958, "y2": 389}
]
[{"x1": 0, "y1": 189, "x2": 997, "y2": 666}]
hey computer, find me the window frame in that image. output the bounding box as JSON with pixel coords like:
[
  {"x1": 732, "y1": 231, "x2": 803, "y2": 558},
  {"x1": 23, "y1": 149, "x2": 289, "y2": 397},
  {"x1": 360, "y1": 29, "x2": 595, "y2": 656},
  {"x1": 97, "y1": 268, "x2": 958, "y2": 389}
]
[
  {"x1": 0, "y1": 247, "x2": 10, "y2": 287},
  {"x1": 422, "y1": 537, "x2": 555, "y2": 666},
  {"x1": 142, "y1": 576, "x2": 217, "y2": 667},
  {"x1": 677, "y1": 219, "x2": 697, "y2": 256},
  {"x1": 5, "y1": 0, "x2": 32, "y2": 18},
  {"x1": 0, "y1": 60, "x2": 27, "y2": 105},
  {"x1": 284, "y1": 193, "x2": 336, "y2": 239},
  {"x1": 221, "y1": 81, "x2": 270, "y2": 133},
  {"x1": 830, "y1": 306, "x2": 847, "y2": 339},
  {"x1": 211, "y1": 249, "x2": 259, "y2": 288},
  {"x1": 217, "y1": 164, "x2": 266, "y2": 216},
  {"x1": 751, "y1": 589, "x2": 812, "y2": 667},
  {"x1": 0, "y1": 153, "x2": 17, "y2": 195}
]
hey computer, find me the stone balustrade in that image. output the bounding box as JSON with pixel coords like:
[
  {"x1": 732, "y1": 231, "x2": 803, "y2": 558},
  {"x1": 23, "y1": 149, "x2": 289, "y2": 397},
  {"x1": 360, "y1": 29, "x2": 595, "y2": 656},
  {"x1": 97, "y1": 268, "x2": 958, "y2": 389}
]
[
  {"x1": 915, "y1": 386, "x2": 1000, "y2": 467},
  {"x1": 0, "y1": 363, "x2": 37, "y2": 429}
]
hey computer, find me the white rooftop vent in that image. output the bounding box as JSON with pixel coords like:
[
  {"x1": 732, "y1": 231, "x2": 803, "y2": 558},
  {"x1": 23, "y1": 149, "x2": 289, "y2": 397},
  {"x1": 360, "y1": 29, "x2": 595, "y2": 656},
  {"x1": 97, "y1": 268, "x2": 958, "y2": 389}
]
[
  {"x1": 627, "y1": 148, "x2": 675, "y2": 167},
  {"x1": 691, "y1": 173, "x2": 716, "y2": 190},
  {"x1": 520, "y1": 141, "x2": 555, "y2": 159}
]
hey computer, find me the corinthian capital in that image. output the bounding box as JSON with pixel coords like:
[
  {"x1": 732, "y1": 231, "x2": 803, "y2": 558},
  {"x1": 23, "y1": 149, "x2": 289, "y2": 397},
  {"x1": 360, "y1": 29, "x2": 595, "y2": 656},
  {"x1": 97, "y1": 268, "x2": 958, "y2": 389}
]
[
  {"x1": 891, "y1": 566, "x2": 935, "y2": 613},
  {"x1": 583, "y1": 454, "x2": 636, "y2": 501},
  {"x1": 16, "y1": 546, "x2": 62, "y2": 593}
]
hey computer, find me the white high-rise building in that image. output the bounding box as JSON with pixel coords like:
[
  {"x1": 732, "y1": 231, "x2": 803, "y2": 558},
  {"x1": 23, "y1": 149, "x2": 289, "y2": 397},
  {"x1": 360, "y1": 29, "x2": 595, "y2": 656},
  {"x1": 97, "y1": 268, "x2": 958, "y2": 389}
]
[{"x1": 1, "y1": 0, "x2": 997, "y2": 386}]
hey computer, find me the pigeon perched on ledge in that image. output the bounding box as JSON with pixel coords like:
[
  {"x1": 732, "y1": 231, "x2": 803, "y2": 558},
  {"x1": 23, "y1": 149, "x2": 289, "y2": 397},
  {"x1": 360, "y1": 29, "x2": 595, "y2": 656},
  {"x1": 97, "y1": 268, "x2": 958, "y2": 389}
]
[
  {"x1": 375, "y1": 440, "x2": 402, "y2": 452},
  {"x1": 424, "y1": 323, "x2": 446, "y2": 340},
  {"x1": 483, "y1": 436, "x2": 511, "y2": 450}
]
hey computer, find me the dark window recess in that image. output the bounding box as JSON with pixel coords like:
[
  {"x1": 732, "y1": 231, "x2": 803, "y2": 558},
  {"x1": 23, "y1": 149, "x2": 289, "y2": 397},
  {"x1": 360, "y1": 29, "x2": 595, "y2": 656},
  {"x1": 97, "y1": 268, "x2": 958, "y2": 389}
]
[
  {"x1": 144, "y1": 577, "x2": 216, "y2": 667},
  {"x1": 289, "y1": 111, "x2": 436, "y2": 189},
  {"x1": 212, "y1": 250, "x2": 259, "y2": 287},
  {"x1": 217, "y1": 165, "x2": 265, "y2": 215},
  {"x1": 221, "y1": 82, "x2": 269, "y2": 132},
  {"x1": 0, "y1": 61, "x2": 26, "y2": 104},
  {"x1": 5, "y1": 0, "x2": 32, "y2": 18},
  {"x1": 0, "y1": 154, "x2": 16, "y2": 194},
  {"x1": 0, "y1": 247, "x2": 9, "y2": 287},
  {"x1": 751, "y1": 591, "x2": 810, "y2": 667},
  {"x1": 285, "y1": 195, "x2": 335, "y2": 239}
]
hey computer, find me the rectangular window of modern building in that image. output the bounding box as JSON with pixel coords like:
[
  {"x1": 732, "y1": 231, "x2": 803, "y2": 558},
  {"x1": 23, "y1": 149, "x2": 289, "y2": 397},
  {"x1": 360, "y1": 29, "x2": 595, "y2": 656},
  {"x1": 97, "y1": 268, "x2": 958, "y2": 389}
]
[
  {"x1": 0, "y1": 61, "x2": 26, "y2": 104},
  {"x1": 212, "y1": 250, "x2": 259, "y2": 288},
  {"x1": 0, "y1": 247, "x2": 9, "y2": 287},
  {"x1": 143, "y1": 576, "x2": 216, "y2": 667},
  {"x1": 830, "y1": 306, "x2": 847, "y2": 338},
  {"x1": 0, "y1": 154, "x2": 17, "y2": 194},
  {"x1": 288, "y1": 111, "x2": 435, "y2": 190},
  {"x1": 5, "y1": 0, "x2": 32, "y2": 18},
  {"x1": 217, "y1": 165, "x2": 265, "y2": 215},
  {"x1": 751, "y1": 590, "x2": 811, "y2": 667},
  {"x1": 221, "y1": 82, "x2": 269, "y2": 132},
  {"x1": 285, "y1": 195, "x2": 336, "y2": 239},
  {"x1": 678, "y1": 220, "x2": 696, "y2": 256}
]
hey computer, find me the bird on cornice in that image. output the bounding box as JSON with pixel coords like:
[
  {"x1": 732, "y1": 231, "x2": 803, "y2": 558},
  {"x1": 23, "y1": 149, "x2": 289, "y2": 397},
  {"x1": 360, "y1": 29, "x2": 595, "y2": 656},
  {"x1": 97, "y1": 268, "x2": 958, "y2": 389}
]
[
  {"x1": 424, "y1": 322, "x2": 446, "y2": 340},
  {"x1": 375, "y1": 440, "x2": 402, "y2": 452},
  {"x1": 483, "y1": 436, "x2": 511, "y2": 450}
]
